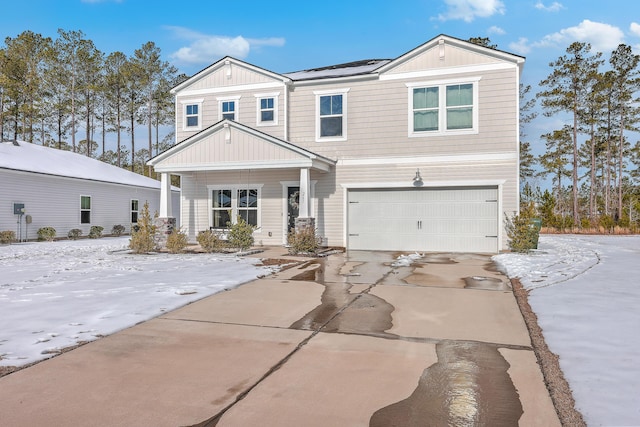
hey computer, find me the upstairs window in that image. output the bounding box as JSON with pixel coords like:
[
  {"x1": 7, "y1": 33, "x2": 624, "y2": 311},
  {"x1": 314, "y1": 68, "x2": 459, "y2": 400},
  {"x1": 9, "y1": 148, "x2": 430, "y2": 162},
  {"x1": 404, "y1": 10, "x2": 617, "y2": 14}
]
[
  {"x1": 186, "y1": 104, "x2": 199, "y2": 127},
  {"x1": 222, "y1": 101, "x2": 235, "y2": 120},
  {"x1": 320, "y1": 95, "x2": 342, "y2": 137},
  {"x1": 315, "y1": 88, "x2": 349, "y2": 141},
  {"x1": 260, "y1": 98, "x2": 275, "y2": 123},
  {"x1": 80, "y1": 195, "x2": 91, "y2": 224},
  {"x1": 255, "y1": 92, "x2": 279, "y2": 126},
  {"x1": 181, "y1": 99, "x2": 203, "y2": 131},
  {"x1": 218, "y1": 95, "x2": 241, "y2": 121},
  {"x1": 446, "y1": 84, "x2": 473, "y2": 130},
  {"x1": 408, "y1": 78, "x2": 479, "y2": 136}
]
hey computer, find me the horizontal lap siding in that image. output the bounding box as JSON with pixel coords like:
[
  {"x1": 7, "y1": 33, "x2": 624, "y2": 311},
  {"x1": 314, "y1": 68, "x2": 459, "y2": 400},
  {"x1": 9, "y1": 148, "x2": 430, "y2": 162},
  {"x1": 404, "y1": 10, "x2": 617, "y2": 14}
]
[
  {"x1": 288, "y1": 68, "x2": 518, "y2": 159},
  {"x1": 313, "y1": 161, "x2": 517, "y2": 250},
  {"x1": 1, "y1": 170, "x2": 174, "y2": 240},
  {"x1": 180, "y1": 169, "x2": 300, "y2": 244},
  {"x1": 176, "y1": 87, "x2": 286, "y2": 144}
]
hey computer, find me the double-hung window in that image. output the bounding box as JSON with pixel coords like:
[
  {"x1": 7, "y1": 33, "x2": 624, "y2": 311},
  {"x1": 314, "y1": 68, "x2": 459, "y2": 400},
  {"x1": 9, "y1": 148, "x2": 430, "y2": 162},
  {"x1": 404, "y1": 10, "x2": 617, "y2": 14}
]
[
  {"x1": 408, "y1": 78, "x2": 479, "y2": 136},
  {"x1": 210, "y1": 185, "x2": 262, "y2": 229},
  {"x1": 131, "y1": 199, "x2": 139, "y2": 224},
  {"x1": 255, "y1": 92, "x2": 279, "y2": 126},
  {"x1": 80, "y1": 195, "x2": 91, "y2": 224},
  {"x1": 181, "y1": 99, "x2": 203, "y2": 131},
  {"x1": 218, "y1": 95, "x2": 241, "y2": 121},
  {"x1": 314, "y1": 88, "x2": 349, "y2": 141}
]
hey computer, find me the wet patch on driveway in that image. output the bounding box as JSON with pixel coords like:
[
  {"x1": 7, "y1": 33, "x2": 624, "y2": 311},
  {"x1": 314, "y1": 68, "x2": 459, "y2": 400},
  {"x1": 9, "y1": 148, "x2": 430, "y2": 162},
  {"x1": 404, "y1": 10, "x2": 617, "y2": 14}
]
[
  {"x1": 287, "y1": 251, "x2": 527, "y2": 425},
  {"x1": 370, "y1": 341, "x2": 523, "y2": 426}
]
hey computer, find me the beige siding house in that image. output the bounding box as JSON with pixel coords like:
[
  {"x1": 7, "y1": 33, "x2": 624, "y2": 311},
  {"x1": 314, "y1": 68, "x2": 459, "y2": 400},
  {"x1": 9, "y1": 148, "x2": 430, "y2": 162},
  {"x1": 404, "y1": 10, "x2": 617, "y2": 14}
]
[{"x1": 149, "y1": 35, "x2": 525, "y2": 253}]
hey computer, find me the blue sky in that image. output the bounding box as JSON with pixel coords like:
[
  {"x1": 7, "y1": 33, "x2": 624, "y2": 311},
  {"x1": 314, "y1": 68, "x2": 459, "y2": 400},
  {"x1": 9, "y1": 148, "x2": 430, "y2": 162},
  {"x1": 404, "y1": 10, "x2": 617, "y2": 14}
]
[{"x1": 4, "y1": 0, "x2": 640, "y2": 173}]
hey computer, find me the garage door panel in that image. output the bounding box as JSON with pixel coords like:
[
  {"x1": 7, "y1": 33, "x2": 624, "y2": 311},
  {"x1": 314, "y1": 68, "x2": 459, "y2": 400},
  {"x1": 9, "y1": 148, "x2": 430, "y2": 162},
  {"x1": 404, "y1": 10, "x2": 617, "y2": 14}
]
[{"x1": 347, "y1": 187, "x2": 498, "y2": 253}]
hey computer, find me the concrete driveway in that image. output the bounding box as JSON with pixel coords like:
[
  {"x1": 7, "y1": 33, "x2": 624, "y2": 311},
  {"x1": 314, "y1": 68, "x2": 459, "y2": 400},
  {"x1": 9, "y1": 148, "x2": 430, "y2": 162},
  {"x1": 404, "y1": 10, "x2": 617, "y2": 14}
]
[{"x1": 0, "y1": 249, "x2": 559, "y2": 426}]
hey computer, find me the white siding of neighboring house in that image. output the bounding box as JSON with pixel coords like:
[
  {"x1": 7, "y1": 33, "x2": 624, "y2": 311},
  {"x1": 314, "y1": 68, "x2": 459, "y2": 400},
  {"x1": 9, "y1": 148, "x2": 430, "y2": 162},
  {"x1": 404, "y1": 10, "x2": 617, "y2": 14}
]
[{"x1": 1, "y1": 168, "x2": 179, "y2": 241}]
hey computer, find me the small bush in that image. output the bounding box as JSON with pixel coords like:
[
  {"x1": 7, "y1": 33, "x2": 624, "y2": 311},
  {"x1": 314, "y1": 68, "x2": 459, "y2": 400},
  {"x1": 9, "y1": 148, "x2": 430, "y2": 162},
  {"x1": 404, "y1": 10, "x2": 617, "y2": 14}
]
[
  {"x1": 166, "y1": 228, "x2": 188, "y2": 254},
  {"x1": 111, "y1": 224, "x2": 126, "y2": 236},
  {"x1": 228, "y1": 216, "x2": 255, "y2": 252},
  {"x1": 88, "y1": 226, "x2": 104, "y2": 239},
  {"x1": 0, "y1": 230, "x2": 16, "y2": 244},
  {"x1": 287, "y1": 227, "x2": 322, "y2": 255},
  {"x1": 37, "y1": 227, "x2": 56, "y2": 242},
  {"x1": 67, "y1": 229, "x2": 82, "y2": 240},
  {"x1": 197, "y1": 230, "x2": 225, "y2": 253},
  {"x1": 129, "y1": 201, "x2": 157, "y2": 254},
  {"x1": 505, "y1": 202, "x2": 539, "y2": 253}
]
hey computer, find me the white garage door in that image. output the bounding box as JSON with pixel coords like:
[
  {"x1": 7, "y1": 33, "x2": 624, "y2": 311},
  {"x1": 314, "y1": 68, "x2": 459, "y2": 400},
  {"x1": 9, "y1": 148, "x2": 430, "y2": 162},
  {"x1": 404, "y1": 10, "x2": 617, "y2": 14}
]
[{"x1": 347, "y1": 187, "x2": 498, "y2": 253}]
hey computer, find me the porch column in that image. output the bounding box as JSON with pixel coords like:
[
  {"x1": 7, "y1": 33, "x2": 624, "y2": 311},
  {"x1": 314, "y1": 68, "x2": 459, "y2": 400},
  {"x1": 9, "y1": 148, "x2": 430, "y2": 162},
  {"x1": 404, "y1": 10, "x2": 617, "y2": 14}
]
[
  {"x1": 299, "y1": 168, "x2": 311, "y2": 218},
  {"x1": 295, "y1": 167, "x2": 315, "y2": 233},
  {"x1": 159, "y1": 172, "x2": 172, "y2": 218},
  {"x1": 155, "y1": 172, "x2": 176, "y2": 249}
]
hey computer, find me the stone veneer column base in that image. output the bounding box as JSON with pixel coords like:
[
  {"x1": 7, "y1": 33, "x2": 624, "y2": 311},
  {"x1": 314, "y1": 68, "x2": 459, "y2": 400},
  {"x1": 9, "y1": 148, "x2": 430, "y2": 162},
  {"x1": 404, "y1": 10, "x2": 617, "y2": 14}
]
[
  {"x1": 294, "y1": 217, "x2": 315, "y2": 233},
  {"x1": 154, "y1": 217, "x2": 176, "y2": 249}
]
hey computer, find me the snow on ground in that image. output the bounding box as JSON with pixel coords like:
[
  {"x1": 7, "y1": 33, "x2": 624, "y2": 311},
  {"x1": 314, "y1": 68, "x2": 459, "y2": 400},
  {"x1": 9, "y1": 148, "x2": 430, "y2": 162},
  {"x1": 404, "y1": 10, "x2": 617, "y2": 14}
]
[
  {"x1": 494, "y1": 234, "x2": 640, "y2": 427},
  {"x1": 0, "y1": 237, "x2": 275, "y2": 368}
]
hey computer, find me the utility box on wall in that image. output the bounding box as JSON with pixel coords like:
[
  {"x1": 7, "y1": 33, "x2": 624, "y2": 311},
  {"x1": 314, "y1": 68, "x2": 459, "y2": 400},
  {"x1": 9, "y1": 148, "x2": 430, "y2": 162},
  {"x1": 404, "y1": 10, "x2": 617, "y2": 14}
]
[{"x1": 13, "y1": 203, "x2": 25, "y2": 215}]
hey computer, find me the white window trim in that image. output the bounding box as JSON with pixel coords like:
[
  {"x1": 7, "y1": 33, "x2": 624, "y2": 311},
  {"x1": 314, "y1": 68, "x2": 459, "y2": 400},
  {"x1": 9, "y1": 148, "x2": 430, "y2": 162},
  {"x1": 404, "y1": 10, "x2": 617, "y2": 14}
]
[
  {"x1": 255, "y1": 92, "x2": 279, "y2": 127},
  {"x1": 80, "y1": 195, "x2": 91, "y2": 225},
  {"x1": 180, "y1": 99, "x2": 203, "y2": 131},
  {"x1": 314, "y1": 88, "x2": 349, "y2": 142},
  {"x1": 207, "y1": 184, "x2": 263, "y2": 232},
  {"x1": 217, "y1": 95, "x2": 241, "y2": 121},
  {"x1": 131, "y1": 199, "x2": 139, "y2": 224},
  {"x1": 406, "y1": 77, "x2": 480, "y2": 137}
]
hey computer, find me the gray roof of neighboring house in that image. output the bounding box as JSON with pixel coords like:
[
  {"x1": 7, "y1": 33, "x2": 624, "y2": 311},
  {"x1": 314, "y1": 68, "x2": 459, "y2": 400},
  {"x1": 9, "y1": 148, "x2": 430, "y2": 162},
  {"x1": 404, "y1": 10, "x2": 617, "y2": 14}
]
[{"x1": 0, "y1": 141, "x2": 166, "y2": 190}]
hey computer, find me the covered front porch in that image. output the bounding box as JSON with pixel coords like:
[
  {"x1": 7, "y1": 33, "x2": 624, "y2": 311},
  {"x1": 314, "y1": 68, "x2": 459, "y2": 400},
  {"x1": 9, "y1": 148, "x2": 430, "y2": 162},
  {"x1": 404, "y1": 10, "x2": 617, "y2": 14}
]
[{"x1": 147, "y1": 120, "x2": 335, "y2": 245}]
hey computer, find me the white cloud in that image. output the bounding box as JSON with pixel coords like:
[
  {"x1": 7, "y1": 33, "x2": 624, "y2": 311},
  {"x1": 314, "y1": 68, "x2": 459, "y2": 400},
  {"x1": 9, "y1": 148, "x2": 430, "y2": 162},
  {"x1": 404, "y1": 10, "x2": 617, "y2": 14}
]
[
  {"x1": 630, "y1": 22, "x2": 640, "y2": 38},
  {"x1": 166, "y1": 26, "x2": 285, "y2": 65},
  {"x1": 533, "y1": 20, "x2": 624, "y2": 53},
  {"x1": 437, "y1": 0, "x2": 505, "y2": 22},
  {"x1": 509, "y1": 37, "x2": 531, "y2": 55},
  {"x1": 488, "y1": 25, "x2": 506, "y2": 35},
  {"x1": 534, "y1": 1, "x2": 565, "y2": 12}
]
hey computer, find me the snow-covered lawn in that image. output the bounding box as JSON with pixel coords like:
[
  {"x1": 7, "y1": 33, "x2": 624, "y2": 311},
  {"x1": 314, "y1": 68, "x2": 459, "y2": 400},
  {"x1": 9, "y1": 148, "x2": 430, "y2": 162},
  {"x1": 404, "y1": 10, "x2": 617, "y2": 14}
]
[
  {"x1": 0, "y1": 237, "x2": 275, "y2": 368},
  {"x1": 494, "y1": 234, "x2": 640, "y2": 427}
]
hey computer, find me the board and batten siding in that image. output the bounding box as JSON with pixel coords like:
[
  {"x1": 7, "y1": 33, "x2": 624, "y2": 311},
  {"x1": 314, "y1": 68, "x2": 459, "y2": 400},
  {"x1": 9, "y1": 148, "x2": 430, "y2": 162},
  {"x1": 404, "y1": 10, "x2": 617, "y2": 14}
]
[
  {"x1": 1, "y1": 169, "x2": 179, "y2": 241},
  {"x1": 163, "y1": 126, "x2": 301, "y2": 168}
]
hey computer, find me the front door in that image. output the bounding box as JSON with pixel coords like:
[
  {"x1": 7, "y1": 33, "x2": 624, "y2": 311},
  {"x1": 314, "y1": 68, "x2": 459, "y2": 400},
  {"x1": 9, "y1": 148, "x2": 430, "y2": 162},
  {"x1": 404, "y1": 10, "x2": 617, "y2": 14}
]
[{"x1": 287, "y1": 186, "x2": 300, "y2": 234}]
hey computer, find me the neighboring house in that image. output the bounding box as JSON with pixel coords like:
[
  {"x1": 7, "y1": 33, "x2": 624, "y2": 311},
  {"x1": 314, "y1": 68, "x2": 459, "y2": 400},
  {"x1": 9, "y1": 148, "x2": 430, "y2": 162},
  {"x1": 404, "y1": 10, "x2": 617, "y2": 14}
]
[
  {"x1": 1, "y1": 141, "x2": 180, "y2": 241},
  {"x1": 148, "y1": 35, "x2": 524, "y2": 253}
]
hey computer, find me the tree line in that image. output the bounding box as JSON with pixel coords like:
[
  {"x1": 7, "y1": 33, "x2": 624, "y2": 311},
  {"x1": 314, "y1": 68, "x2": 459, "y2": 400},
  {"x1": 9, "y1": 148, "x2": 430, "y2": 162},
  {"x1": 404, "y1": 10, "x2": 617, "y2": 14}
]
[
  {"x1": 0, "y1": 29, "x2": 188, "y2": 174},
  {"x1": 519, "y1": 42, "x2": 640, "y2": 231}
]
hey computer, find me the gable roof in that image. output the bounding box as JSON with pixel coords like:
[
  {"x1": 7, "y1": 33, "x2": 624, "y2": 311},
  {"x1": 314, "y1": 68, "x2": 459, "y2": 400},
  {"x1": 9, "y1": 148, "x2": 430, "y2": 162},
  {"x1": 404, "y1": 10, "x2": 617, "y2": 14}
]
[
  {"x1": 148, "y1": 119, "x2": 335, "y2": 173},
  {"x1": 171, "y1": 56, "x2": 292, "y2": 94},
  {"x1": 375, "y1": 34, "x2": 525, "y2": 74},
  {"x1": 0, "y1": 141, "x2": 166, "y2": 190}
]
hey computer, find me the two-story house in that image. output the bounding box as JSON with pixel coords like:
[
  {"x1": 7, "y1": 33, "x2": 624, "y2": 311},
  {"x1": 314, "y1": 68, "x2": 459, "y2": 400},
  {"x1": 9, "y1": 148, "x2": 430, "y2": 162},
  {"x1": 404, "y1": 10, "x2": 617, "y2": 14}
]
[{"x1": 148, "y1": 34, "x2": 525, "y2": 253}]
